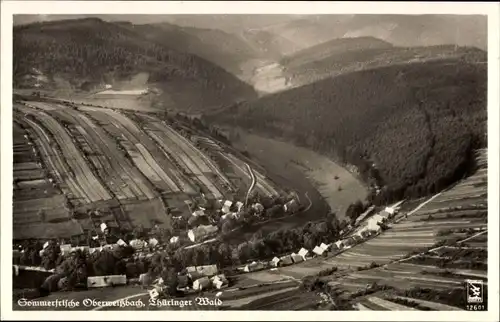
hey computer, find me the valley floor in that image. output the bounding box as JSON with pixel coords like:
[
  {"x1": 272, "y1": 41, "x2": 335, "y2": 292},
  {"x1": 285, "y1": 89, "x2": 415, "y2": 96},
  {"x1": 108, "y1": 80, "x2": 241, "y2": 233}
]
[{"x1": 230, "y1": 129, "x2": 368, "y2": 220}]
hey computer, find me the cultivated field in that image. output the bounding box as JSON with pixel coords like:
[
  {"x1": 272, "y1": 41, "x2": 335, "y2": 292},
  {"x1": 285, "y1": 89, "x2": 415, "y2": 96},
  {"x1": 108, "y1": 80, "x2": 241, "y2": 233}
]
[
  {"x1": 232, "y1": 150, "x2": 487, "y2": 310},
  {"x1": 12, "y1": 98, "x2": 284, "y2": 240}
]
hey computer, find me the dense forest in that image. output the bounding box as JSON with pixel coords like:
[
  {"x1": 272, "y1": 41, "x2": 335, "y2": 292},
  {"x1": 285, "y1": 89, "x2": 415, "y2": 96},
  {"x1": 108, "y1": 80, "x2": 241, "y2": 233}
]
[
  {"x1": 206, "y1": 59, "x2": 487, "y2": 204},
  {"x1": 282, "y1": 44, "x2": 487, "y2": 88},
  {"x1": 118, "y1": 22, "x2": 263, "y2": 77},
  {"x1": 13, "y1": 18, "x2": 257, "y2": 110},
  {"x1": 281, "y1": 36, "x2": 394, "y2": 68}
]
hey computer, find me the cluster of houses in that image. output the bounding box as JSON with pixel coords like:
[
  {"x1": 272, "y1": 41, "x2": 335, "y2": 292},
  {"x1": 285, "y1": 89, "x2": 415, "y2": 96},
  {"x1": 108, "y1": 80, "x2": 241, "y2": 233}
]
[
  {"x1": 236, "y1": 202, "x2": 405, "y2": 273},
  {"x1": 146, "y1": 264, "x2": 229, "y2": 300},
  {"x1": 185, "y1": 197, "x2": 285, "y2": 243},
  {"x1": 83, "y1": 202, "x2": 403, "y2": 293}
]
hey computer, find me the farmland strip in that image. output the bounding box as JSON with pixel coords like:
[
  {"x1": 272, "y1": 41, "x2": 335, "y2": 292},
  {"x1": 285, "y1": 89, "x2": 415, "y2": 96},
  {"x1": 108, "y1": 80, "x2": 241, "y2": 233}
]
[
  {"x1": 20, "y1": 115, "x2": 90, "y2": 204},
  {"x1": 160, "y1": 122, "x2": 234, "y2": 188},
  {"x1": 368, "y1": 297, "x2": 418, "y2": 311},
  {"x1": 90, "y1": 109, "x2": 187, "y2": 193},
  {"x1": 147, "y1": 128, "x2": 223, "y2": 199},
  {"x1": 74, "y1": 111, "x2": 156, "y2": 199},
  {"x1": 59, "y1": 109, "x2": 144, "y2": 200},
  {"x1": 39, "y1": 110, "x2": 111, "y2": 201},
  {"x1": 135, "y1": 143, "x2": 180, "y2": 192},
  {"x1": 395, "y1": 297, "x2": 463, "y2": 311}
]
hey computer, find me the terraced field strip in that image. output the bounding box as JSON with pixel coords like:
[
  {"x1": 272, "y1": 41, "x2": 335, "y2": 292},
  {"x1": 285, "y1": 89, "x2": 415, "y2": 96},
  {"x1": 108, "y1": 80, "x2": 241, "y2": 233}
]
[
  {"x1": 13, "y1": 194, "x2": 69, "y2": 223},
  {"x1": 156, "y1": 118, "x2": 234, "y2": 189},
  {"x1": 240, "y1": 289, "x2": 318, "y2": 310},
  {"x1": 13, "y1": 161, "x2": 41, "y2": 171},
  {"x1": 66, "y1": 109, "x2": 156, "y2": 200},
  {"x1": 19, "y1": 106, "x2": 111, "y2": 202},
  {"x1": 14, "y1": 220, "x2": 84, "y2": 240},
  {"x1": 22, "y1": 101, "x2": 57, "y2": 111},
  {"x1": 367, "y1": 297, "x2": 417, "y2": 311},
  {"x1": 394, "y1": 296, "x2": 464, "y2": 311},
  {"x1": 15, "y1": 113, "x2": 90, "y2": 205},
  {"x1": 143, "y1": 121, "x2": 224, "y2": 199},
  {"x1": 51, "y1": 109, "x2": 135, "y2": 201},
  {"x1": 356, "y1": 298, "x2": 390, "y2": 310},
  {"x1": 221, "y1": 153, "x2": 274, "y2": 196},
  {"x1": 82, "y1": 108, "x2": 186, "y2": 194}
]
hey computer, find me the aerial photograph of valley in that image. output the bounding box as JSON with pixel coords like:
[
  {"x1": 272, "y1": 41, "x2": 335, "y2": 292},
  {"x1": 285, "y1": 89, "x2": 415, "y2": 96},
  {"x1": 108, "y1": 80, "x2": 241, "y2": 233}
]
[{"x1": 5, "y1": 9, "x2": 494, "y2": 314}]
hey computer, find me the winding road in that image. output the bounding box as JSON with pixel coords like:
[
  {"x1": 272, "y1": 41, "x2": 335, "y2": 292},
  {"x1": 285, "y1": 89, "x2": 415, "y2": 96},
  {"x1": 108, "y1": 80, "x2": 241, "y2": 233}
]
[{"x1": 244, "y1": 162, "x2": 257, "y2": 206}]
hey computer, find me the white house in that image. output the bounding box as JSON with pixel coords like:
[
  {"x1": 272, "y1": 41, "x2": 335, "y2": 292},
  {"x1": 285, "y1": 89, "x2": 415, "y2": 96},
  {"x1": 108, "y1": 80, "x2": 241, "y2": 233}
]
[
  {"x1": 298, "y1": 247, "x2": 309, "y2": 260},
  {"x1": 193, "y1": 277, "x2": 211, "y2": 291},
  {"x1": 235, "y1": 201, "x2": 244, "y2": 212},
  {"x1": 87, "y1": 275, "x2": 127, "y2": 288},
  {"x1": 223, "y1": 200, "x2": 233, "y2": 208},
  {"x1": 170, "y1": 236, "x2": 179, "y2": 244},
  {"x1": 129, "y1": 239, "x2": 148, "y2": 250},
  {"x1": 188, "y1": 225, "x2": 218, "y2": 243},
  {"x1": 211, "y1": 274, "x2": 229, "y2": 289},
  {"x1": 243, "y1": 261, "x2": 264, "y2": 272},
  {"x1": 196, "y1": 264, "x2": 218, "y2": 277},
  {"x1": 117, "y1": 239, "x2": 127, "y2": 247},
  {"x1": 335, "y1": 240, "x2": 344, "y2": 249},
  {"x1": 271, "y1": 256, "x2": 280, "y2": 267},
  {"x1": 313, "y1": 246, "x2": 325, "y2": 256},
  {"x1": 100, "y1": 223, "x2": 108, "y2": 233},
  {"x1": 320, "y1": 243, "x2": 330, "y2": 251},
  {"x1": 60, "y1": 244, "x2": 72, "y2": 255},
  {"x1": 43, "y1": 241, "x2": 49, "y2": 249}
]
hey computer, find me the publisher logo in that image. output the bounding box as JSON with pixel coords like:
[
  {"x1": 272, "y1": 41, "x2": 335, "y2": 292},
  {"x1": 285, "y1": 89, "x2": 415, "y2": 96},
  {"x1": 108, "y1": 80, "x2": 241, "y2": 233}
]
[{"x1": 466, "y1": 279, "x2": 483, "y2": 304}]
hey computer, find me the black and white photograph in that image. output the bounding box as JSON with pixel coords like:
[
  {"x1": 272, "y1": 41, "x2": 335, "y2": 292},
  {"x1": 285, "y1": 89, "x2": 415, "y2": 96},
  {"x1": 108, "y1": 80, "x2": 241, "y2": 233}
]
[{"x1": 1, "y1": 1, "x2": 499, "y2": 319}]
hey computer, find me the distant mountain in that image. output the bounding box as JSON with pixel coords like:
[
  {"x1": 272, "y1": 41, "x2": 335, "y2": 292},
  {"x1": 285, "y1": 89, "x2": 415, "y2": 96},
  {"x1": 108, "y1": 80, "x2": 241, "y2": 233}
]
[
  {"x1": 281, "y1": 37, "x2": 394, "y2": 68},
  {"x1": 262, "y1": 15, "x2": 487, "y2": 52},
  {"x1": 13, "y1": 18, "x2": 257, "y2": 111},
  {"x1": 206, "y1": 58, "x2": 487, "y2": 204}
]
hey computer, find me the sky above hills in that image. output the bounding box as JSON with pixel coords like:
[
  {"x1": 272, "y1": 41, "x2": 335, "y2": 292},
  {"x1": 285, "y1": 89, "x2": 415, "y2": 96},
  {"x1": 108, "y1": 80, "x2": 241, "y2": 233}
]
[{"x1": 14, "y1": 14, "x2": 487, "y2": 50}]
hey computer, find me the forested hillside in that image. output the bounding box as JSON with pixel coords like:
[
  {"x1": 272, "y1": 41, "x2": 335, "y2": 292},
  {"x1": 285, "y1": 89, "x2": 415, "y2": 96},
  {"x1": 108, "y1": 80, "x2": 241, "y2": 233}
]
[
  {"x1": 282, "y1": 43, "x2": 487, "y2": 89},
  {"x1": 13, "y1": 18, "x2": 257, "y2": 109},
  {"x1": 281, "y1": 37, "x2": 394, "y2": 68},
  {"x1": 119, "y1": 22, "x2": 263, "y2": 77},
  {"x1": 206, "y1": 59, "x2": 487, "y2": 204}
]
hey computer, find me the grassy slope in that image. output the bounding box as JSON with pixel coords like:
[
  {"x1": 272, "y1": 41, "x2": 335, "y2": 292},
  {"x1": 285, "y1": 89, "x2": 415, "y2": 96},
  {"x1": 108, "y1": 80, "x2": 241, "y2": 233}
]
[
  {"x1": 206, "y1": 58, "x2": 487, "y2": 204},
  {"x1": 13, "y1": 18, "x2": 257, "y2": 112}
]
